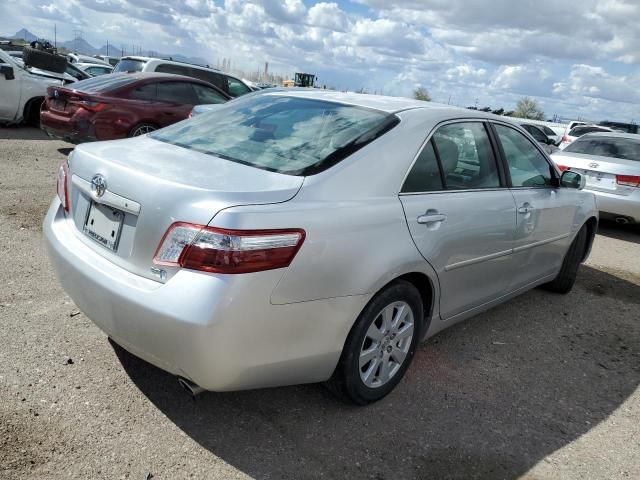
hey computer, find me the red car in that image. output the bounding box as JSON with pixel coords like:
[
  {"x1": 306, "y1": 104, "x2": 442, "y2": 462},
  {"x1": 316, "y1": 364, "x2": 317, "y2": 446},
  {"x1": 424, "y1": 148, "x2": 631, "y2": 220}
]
[{"x1": 40, "y1": 72, "x2": 231, "y2": 143}]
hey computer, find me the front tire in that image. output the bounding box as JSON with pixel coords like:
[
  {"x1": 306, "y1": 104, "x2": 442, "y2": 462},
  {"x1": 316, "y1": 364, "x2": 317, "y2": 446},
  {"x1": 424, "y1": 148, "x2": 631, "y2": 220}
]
[
  {"x1": 325, "y1": 280, "x2": 423, "y2": 405},
  {"x1": 543, "y1": 225, "x2": 588, "y2": 294}
]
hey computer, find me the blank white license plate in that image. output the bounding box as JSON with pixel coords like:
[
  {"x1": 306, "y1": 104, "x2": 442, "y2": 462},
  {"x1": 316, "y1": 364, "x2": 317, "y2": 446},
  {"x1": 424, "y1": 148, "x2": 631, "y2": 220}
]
[
  {"x1": 83, "y1": 202, "x2": 124, "y2": 251},
  {"x1": 585, "y1": 171, "x2": 616, "y2": 190}
]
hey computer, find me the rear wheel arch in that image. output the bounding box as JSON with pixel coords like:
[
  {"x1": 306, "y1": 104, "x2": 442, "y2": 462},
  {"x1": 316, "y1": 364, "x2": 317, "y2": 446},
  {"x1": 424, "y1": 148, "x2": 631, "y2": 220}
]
[
  {"x1": 23, "y1": 96, "x2": 44, "y2": 126},
  {"x1": 581, "y1": 216, "x2": 598, "y2": 262}
]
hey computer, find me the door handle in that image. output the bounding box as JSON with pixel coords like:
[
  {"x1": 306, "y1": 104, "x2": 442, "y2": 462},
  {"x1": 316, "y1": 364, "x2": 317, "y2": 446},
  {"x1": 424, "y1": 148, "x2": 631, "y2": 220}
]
[
  {"x1": 518, "y1": 203, "x2": 534, "y2": 214},
  {"x1": 417, "y1": 210, "x2": 447, "y2": 224}
]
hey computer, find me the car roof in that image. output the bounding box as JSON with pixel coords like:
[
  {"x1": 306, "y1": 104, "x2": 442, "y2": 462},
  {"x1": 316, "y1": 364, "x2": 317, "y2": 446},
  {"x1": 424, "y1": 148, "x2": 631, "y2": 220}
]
[
  {"x1": 261, "y1": 90, "x2": 511, "y2": 122},
  {"x1": 76, "y1": 63, "x2": 113, "y2": 68}
]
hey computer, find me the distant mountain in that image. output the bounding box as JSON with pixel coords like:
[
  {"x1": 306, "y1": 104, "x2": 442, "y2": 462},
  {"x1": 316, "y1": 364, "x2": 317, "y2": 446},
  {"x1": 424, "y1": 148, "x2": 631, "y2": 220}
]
[
  {"x1": 7, "y1": 27, "x2": 210, "y2": 66},
  {"x1": 12, "y1": 28, "x2": 38, "y2": 42}
]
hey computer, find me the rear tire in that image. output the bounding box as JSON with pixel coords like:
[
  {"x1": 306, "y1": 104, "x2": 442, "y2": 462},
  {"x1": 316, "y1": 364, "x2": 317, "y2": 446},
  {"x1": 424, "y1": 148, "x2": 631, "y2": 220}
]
[
  {"x1": 325, "y1": 280, "x2": 423, "y2": 405},
  {"x1": 129, "y1": 123, "x2": 157, "y2": 137},
  {"x1": 22, "y1": 47, "x2": 67, "y2": 74},
  {"x1": 543, "y1": 225, "x2": 588, "y2": 294},
  {"x1": 24, "y1": 98, "x2": 43, "y2": 127}
]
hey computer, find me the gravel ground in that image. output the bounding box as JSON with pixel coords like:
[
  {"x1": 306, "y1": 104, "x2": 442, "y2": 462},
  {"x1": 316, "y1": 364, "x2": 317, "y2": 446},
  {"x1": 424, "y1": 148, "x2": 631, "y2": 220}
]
[{"x1": 1, "y1": 126, "x2": 638, "y2": 480}]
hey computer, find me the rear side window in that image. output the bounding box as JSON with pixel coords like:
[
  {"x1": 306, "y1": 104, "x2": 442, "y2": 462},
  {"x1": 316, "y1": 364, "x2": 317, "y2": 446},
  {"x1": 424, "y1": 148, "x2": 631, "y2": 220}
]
[
  {"x1": 150, "y1": 95, "x2": 398, "y2": 176},
  {"x1": 156, "y1": 63, "x2": 191, "y2": 77},
  {"x1": 542, "y1": 126, "x2": 556, "y2": 136},
  {"x1": 227, "y1": 77, "x2": 251, "y2": 97},
  {"x1": 192, "y1": 84, "x2": 227, "y2": 104},
  {"x1": 129, "y1": 83, "x2": 157, "y2": 101},
  {"x1": 565, "y1": 136, "x2": 640, "y2": 161},
  {"x1": 156, "y1": 82, "x2": 196, "y2": 104},
  {"x1": 495, "y1": 124, "x2": 554, "y2": 187},
  {"x1": 193, "y1": 70, "x2": 226, "y2": 91},
  {"x1": 113, "y1": 59, "x2": 145, "y2": 73},
  {"x1": 524, "y1": 125, "x2": 547, "y2": 143},
  {"x1": 402, "y1": 141, "x2": 443, "y2": 193},
  {"x1": 432, "y1": 122, "x2": 500, "y2": 190}
]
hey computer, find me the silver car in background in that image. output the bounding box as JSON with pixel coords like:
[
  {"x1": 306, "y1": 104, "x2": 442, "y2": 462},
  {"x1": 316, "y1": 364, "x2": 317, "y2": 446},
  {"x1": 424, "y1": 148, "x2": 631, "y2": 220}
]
[
  {"x1": 44, "y1": 92, "x2": 598, "y2": 404},
  {"x1": 552, "y1": 132, "x2": 640, "y2": 224}
]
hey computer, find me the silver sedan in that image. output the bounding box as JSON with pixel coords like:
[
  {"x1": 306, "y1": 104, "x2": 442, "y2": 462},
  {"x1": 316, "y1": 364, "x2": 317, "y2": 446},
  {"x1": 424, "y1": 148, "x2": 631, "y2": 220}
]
[
  {"x1": 44, "y1": 91, "x2": 598, "y2": 404},
  {"x1": 551, "y1": 132, "x2": 640, "y2": 224}
]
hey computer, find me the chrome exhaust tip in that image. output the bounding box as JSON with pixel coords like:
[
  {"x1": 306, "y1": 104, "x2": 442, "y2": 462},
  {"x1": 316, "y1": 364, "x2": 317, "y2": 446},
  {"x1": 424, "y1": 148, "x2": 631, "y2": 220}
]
[{"x1": 177, "y1": 377, "x2": 205, "y2": 397}]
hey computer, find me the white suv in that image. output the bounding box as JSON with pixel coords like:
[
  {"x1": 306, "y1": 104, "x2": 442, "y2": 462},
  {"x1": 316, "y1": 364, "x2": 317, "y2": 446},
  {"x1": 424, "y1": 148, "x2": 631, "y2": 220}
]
[{"x1": 113, "y1": 56, "x2": 253, "y2": 98}]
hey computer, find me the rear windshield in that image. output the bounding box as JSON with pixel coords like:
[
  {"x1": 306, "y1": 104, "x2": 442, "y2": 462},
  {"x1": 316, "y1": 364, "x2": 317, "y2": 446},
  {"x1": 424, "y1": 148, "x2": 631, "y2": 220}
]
[
  {"x1": 568, "y1": 126, "x2": 609, "y2": 137},
  {"x1": 150, "y1": 95, "x2": 399, "y2": 176},
  {"x1": 70, "y1": 74, "x2": 138, "y2": 93},
  {"x1": 565, "y1": 136, "x2": 640, "y2": 161},
  {"x1": 113, "y1": 58, "x2": 145, "y2": 73}
]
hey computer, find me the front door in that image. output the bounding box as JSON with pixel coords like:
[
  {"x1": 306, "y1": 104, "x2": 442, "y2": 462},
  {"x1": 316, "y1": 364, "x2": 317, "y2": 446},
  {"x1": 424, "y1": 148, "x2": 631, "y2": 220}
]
[
  {"x1": 492, "y1": 123, "x2": 578, "y2": 286},
  {"x1": 400, "y1": 121, "x2": 517, "y2": 320},
  {"x1": 0, "y1": 62, "x2": 21, "y2": 122}
]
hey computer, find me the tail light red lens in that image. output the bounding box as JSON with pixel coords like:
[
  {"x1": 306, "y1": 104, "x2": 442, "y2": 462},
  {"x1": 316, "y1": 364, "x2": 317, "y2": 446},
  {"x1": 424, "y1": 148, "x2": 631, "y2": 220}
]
[
  {"x1": 76, "y1": 100, "x2": 109, "y2": 112},
  {"x1": 56, "y1": 161, "x2": 70, "y2": 212},
  {"x1": 560, "y1": 135, "x2": 569, "y2": 144},
  {"x1": 153, "y1": 222, "x2": 306, "y2": 274},
  {"x1": 556, "y1": 165, "x2": 569, "y2": 172},
  {"x1": 616, "y1": 175, "x2": 640, "y2": 187}
]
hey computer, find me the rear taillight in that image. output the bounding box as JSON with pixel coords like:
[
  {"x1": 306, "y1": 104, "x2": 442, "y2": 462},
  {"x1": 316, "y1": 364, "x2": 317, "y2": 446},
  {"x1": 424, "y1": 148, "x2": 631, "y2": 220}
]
[
  {"x1": 76, "y1": 100, "x2": 109, "y2": 112},
  {"x1": 557, "y1": 165, "x2": 569, "y2": 172},
  {"x1": 56, "y1": 161, "x2": 70, "y2": 212},
  {"x1": 616, "y1": 175, "x2": 640, "y2": 187},
  {"x1": 560, "y1": 135, "x2": 569, "y2": 144},
  {"x1": 153, "y1": 222, "x2": 305, "y2": 274}
]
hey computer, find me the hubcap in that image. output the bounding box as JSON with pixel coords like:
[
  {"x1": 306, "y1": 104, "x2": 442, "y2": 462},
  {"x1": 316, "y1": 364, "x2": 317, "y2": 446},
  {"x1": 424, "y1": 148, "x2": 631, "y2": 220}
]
[
  {"x1": 132, "y1": 125, "x2": 155, "y2": 136},
  {"x1": 359, "y1": 301, "x2": 414, "y2": 388}
]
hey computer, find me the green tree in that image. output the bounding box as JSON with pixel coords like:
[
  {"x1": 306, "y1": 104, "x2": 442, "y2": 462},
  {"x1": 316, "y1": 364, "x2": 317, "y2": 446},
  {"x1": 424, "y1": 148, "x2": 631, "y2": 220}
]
[
  {"x1": 513, "y1": 97, "x2": 545, "y2": 120},
  {"x1": 413, "y1": 87, "x2": 431, "y2": 101}
]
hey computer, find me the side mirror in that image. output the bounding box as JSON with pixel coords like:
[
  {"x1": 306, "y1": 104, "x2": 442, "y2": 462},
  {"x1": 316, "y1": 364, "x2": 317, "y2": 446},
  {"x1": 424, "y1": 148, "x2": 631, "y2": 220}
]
[
  {"x1": 560, "y1": 170, "x2": 585, "y2": 190},
  {"x1": 0, "y1": 64, "x2": 15, "y2": 80}
]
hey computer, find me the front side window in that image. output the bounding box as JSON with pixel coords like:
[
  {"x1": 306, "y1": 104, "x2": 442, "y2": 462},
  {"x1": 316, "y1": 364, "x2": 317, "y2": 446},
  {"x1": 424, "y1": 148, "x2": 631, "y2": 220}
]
[
  {"x1": 150, "y1": 95, "x2": 398, "y2": 176},
  {"x1": 495, "y1": 124, "x2": 554, "y2": 187},
  {"x1": 432, "y1": 122, "x2": 500, "y2": 190},
  {"x1": 564, "y1": 136, "x2": 640, "y2": 161},
  {"x1": 402, "y1": 140, "x2": 443, "y2": 193},
  {"x1": 227, "y1": 77, "x2": 252, "y2": 97},
  {"x1": 156, "y1": 82, "x2": 196, "y2": 104}
]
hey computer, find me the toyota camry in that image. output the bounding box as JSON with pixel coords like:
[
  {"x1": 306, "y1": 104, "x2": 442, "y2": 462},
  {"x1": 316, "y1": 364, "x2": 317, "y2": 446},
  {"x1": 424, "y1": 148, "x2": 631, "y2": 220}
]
[{"x1": 44, "y1": 91, "x2": 598, "y2": 404}]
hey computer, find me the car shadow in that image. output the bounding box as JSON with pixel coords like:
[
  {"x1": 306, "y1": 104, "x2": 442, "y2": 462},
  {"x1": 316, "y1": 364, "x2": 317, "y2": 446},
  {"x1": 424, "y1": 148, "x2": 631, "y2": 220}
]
[
  {"x1": 113, "y1": 265, "x2": 639, "y2": 479},
  {"x1": 597, "y1": 219, "x2": 640, "y2": 243},
  {"x1": 57, "y1": 147, "x2": 74, "y2": 156},
  {"x1": 0, "y1": 125, "x2": 52, "y2": 141}
]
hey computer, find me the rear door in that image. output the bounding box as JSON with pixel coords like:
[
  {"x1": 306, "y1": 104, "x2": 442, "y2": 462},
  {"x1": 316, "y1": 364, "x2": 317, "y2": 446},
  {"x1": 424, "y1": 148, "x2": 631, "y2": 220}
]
[
  {"x1": 155, "y1": 81, "x2": 197, "y2": 126},
  {"x1": 491, "y1": 122, "x2": 578, "y2": 286},
  {"x1": 400, "y1": 120, "x2": 517, "y2": 320}
]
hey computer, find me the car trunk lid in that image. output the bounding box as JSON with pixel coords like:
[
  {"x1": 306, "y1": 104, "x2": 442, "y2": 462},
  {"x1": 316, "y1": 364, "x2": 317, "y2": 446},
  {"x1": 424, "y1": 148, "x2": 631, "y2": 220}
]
[{"x1": 66, "y1": 136, "x2": 304, "y2": 282}]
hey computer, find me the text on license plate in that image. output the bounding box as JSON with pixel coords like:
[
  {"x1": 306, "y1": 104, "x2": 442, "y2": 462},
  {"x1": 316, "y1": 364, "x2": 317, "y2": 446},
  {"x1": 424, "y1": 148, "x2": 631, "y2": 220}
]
[{"x1": 83, "y1": 202, "x2": 124, "y2": 251}]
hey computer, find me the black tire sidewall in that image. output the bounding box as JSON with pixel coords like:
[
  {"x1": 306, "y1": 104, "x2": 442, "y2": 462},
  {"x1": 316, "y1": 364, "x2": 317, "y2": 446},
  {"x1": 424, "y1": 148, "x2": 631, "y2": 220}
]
[{"x1": 341, "y1": 281, "x2": 423, "y2": 404}]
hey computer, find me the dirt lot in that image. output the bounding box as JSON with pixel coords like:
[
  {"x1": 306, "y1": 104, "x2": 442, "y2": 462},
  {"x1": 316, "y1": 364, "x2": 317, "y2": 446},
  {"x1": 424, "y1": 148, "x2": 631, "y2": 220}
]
[{"x1": 1, "y1": 126, "x2": 638, "y2": 480}]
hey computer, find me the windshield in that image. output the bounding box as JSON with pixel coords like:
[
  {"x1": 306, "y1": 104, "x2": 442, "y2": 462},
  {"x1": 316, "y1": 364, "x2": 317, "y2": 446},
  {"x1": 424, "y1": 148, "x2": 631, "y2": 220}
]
[
  {"x1": 150, "y1": 95, "x2": 399, "y2": 176},
  {"x1": 113, "y1": 58, "x2": 145, "y2": 73},
  {"x1": 565, "y1": 136, "x2": 640, "y2": 161}
]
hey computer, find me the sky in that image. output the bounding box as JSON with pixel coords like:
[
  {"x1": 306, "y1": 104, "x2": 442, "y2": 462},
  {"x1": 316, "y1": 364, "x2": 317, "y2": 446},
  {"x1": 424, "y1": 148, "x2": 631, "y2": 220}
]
[{"x1": 2, "y1": 0, "x2": 639, "y2": 122}]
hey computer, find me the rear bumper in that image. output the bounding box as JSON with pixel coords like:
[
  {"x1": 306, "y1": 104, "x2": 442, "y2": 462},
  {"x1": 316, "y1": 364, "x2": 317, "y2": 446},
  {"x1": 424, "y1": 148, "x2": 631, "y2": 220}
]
[
  {"x1": 43, "y1": 199, "x2": 367, "y2": 391},
  {"x1": 41, "y1": 110, "x2": 97, "y2": 144},
  {"x1": 589, "y1": 188, "x2": 640, "y2": 223}
]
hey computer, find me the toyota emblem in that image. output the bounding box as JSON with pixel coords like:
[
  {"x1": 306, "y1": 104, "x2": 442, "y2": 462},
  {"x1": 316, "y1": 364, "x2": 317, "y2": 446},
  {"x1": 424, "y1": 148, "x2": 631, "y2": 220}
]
[
  {"x1": 91, "y1": 174, "x2": 107, "y2": 197},
  {"x1": 589, "y1": 162, "x2": 599, "y2": 168}
]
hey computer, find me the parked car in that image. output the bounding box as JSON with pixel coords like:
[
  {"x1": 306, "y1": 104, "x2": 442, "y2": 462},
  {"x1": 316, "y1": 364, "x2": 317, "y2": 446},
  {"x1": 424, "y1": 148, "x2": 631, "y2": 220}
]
[
  {"x1": 599, "y1": 120, "x2": 639, "y2": 135},
  {"x1": 94, "y1": 55, "x2": 120, "y2": 67},
  {"x1": 67, "y1": 53, "x2": 110, "y2": 66},
  {"x1": 40, "y1": 72, "x2": 230, "y2": 143},
  {"x1": 0, "y1": 49, "x2": 86, "y2": 126},
  {"x1": 44, "y1": 92, "x2": 597, "y2": 404},
  {"x1": 559, "y1": 125, "x2": 615, "y2": 150},
  {"x1": 520, "y1": 123, "x2": 559, "y2": 154},
  {"x1": 552, "y1": 132, "x2": 640, "y2": 224},
  {"x1": 113, "y1": 56, "x2": 252, "y2": 98},
  {"x1": 76, "y1": 63, "x2": 114, "y2": 76}
]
